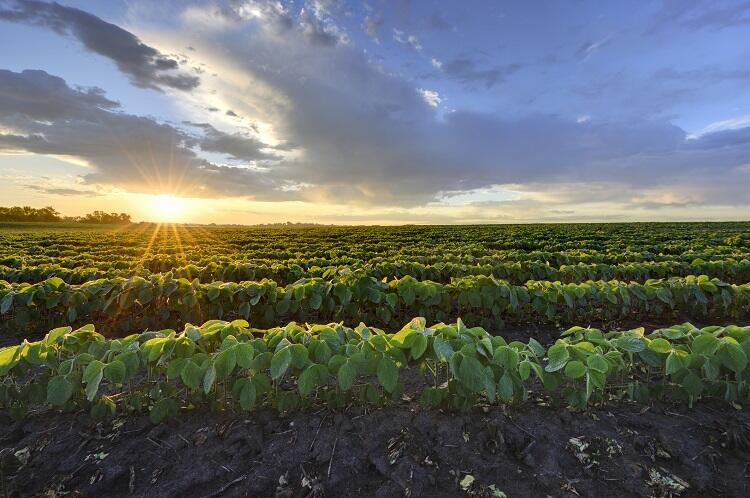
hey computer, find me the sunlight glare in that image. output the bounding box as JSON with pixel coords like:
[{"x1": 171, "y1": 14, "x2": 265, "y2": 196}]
[{"x1": 150, "y1": 195, "x2": 186, "y2": 222}]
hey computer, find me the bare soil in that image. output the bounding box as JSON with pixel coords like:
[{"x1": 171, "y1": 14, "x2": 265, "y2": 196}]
[{"x1": 1, "y1": 396, "x2": 749, "y2": 498}]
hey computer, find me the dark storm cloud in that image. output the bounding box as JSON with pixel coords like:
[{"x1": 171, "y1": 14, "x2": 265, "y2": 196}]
[{"x1": 0, "y1": 0, "x2": 200, "y2": 91}]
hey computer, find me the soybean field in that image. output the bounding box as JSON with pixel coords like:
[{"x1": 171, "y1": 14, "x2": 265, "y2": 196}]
[{"x1": 1, "y1": 222, "x2": 750, "y2": 497}]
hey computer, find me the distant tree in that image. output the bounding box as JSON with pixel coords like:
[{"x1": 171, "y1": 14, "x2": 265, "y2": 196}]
[
  {"x1": 80, "y1": 210, "x2": 131, "y2": 224},
  {"x1": 0, "y1": 206, "x2": 131, "y2": 224},
  {"x1": 0, "y1": 205, "x2": 61, "y2": 222}
]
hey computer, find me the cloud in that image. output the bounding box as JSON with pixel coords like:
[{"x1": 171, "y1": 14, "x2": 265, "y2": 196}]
[
  {"x1": 417, "y1": 88, "x2": 441, "y2": 107},
  {"x1": 185, "y1": 122, "x2": 281, "y2": 162},
  {"x1": 0, "y1": 0, "x2": 200, "y2": 91},
  {"x1": 575, "y1": 36, "x2": 611, "y2": 60},
  {"x1": 198, "y1": 19, "x2": 748, "y2": 208},
  {"x1": 439, "y1": 57, "x2": 521, "y2": 88},
  {"x1": 393, "y1": 28, "x2": 422, "y2": 51},
  {"x1": 4, "y1": 2, "x2": 750, "y2": 216},
  {"x1": 0, "y1": 69, "x2": 282, "y2": 198},
  {"x1": 687, "y1": 114, "x2": 750, "y2": 138},
  {"x1": 299, "y1": 7, "x2": 347, "y2": 46},
  {"x1": 24, "y1": 184, "x2": 103, "y2": 196}
]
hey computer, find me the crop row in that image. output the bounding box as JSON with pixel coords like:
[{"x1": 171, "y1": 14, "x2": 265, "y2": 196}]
[
  {"x1": 0, "y1": 318, "x2": 747, "y2": 422},
  {"x1": 5, "y1": 246, "x2": 750, "y2": 272},
  {"x1": 2, "y1": 273, "x2": 749, "y2": 335},
  {"x1": 2, "y1": 223, "x2": 748, "y2": 271},
  {"x1": 3, "y1": 257, "x2": 750, "y2": 287}
]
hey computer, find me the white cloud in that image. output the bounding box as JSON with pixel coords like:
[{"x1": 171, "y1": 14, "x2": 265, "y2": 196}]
[
  {"x1": 687, "y1": 114, "x2": 750, "y2": 139},
  {"x1": 393, "y1": 28, "x2": 422, "y2": 51},
  {"x1": 418, "y1": 88, "x2": 441, "y2": 107}
]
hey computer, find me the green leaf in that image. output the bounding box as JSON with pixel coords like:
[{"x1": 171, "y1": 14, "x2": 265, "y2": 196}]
[
  {"x1": 527, "y1": 338, "x2": 545, "y2": 357},
  {"x1": 680, "y1": 371, "x2": 704, "y2": 398},
  {"x1": 377, "y1": 356, "x2": 398, "y2": 393},
  {"x1": 665, "y1": 352, "x2": 685, "y2": 375},
  {"x1": 103, "y1": 360, "x2": 127, "y2": 384},
  {"x1": 289, "y1": 344, "x2": 309, "y2": 369},
  {"x1": 47, "y1": 375, "x2": 73, "y2": 406},
  {"x1": 298, "y1": 365, "x2": 317, "y2": 397},
  {"x1": 337, "y1": 360, "x2": 356, "y2": 391},
  {"x1": 45, "y1": 326, "x2": 72, "y2": 345},
  {"x1": 433, "y1": 336, "x2": 454, "y2": 360},
  {"x1": 239, "y1": 380, "x2": 256, "y2": 410},
  {"x1": 518, "y1": 360, "x2": 532, "y2": 380},
  {"x1": 586, "y1": 354, "x2": 609, "y2": 373},
  {"x1": 238, "y1": 302, "x2": 251, "y2": 319},
  {"x1": 655, "y1": 287, "x2": 673, "y2": 305},
  {"x1": 718, "y1": 340, "x2": 748, "y2": 373},
  {"x1": 545, "y1": 344, "x2": 569, "y2": 372},
  {"x1": 66, "y1": 306, "x2": 77, "y2": 323},
  {"x1": 0, "y1": 345, "x2": 22, "y2": 375},
  {"x1": 180, "y1": 360, "x2": 202, "y2": 390},
  {"x1": 493, "y1": 346, "x2": 519, "y2": 369},
  {"x1": 166, "y1": 358, "x2": 186, "y2": 379},
  {"x1": 392, "y1": 328, "x2": 417, "y2": 348},
  {"x1": 458, "y1": 355, "x2": 486, "y2": 393},
  {"x1": 311, "y1": 340, "x2": 333, "y2": 363},
  {"x1": 214, "y1": 347, "x2": 237, "y2": 378},
  {"x1": 587, "y1": 369, "x2": 607, "y2": 392},
  {"x1": 702, "y1": 358, "x2": 720, "y2": 380},
  {"x1": 275, "y1": 299, "x2": 290, "y2": 314},
  {"x1": 692, "y1": 334, "x2": 720, "y2": 356},
  {"x1": 419, "y1": 387, "x2": 444, "y2": 407},
  {"x1": 236, "y1": 342, "x2": 255, "y2": 368},
  {"x1": 83, "y1": 359, "x2": 104, "y2": 384},
  {"x1": 613, "y1": 336, "x2": 645, "y2": 352},
  {"x1": 149, "y1": 398, "x2": 178, "y2": 424},
  {"x1": 498, "y1": 372, "x2": 514, "y2": 401},
  {"x1": 90, "y1": 396, "x2": 116, "y2": 420},
  {"x1": 647, "y1": 338, "x2": 672, "y2": 354},
  {"x1": 564, "y1": 360, "x2": 586, "y2": 379},
  {"x1": 0, "y1": 294, "x2": 13, "y2": 314},
  {"x1": 411, "y1": 334, "x2": 428, "y2": 360},
  {"x1": 309, "y1": 293, "x2": 323, "y2": 310},
  {"x1": 271, "y1": 347, "x2": 292, "y2": 379},
  {"x1": 203, "y1": 363, "x2": 217, "y2": 394}
]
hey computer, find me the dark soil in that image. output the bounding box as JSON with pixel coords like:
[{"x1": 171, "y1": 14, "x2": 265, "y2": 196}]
[{"x1": 1, "y1": 397, "x2": 749, "y2": 498}]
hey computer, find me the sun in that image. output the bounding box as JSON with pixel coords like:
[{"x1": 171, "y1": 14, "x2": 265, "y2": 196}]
[{"x1": 150, "y1": 195, "x2": 186, "y2": 222}]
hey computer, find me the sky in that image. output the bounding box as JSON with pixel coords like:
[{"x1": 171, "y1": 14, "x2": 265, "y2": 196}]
[{"x1": 0, "y1": 0, "x2": 749, "y2": 224}]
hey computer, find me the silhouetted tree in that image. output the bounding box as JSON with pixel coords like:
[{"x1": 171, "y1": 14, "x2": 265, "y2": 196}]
[
  {"x1": 0, "y1": 206, "x2": 130, "y2": 224},
  {"x1": 0, "y1": 206, "x2": 61, "y2": 222}
]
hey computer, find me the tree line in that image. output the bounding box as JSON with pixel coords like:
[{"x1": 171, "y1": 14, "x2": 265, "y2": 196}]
[{"x1": 0, "y1": 206, "x2": 131, "y2": 224}]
